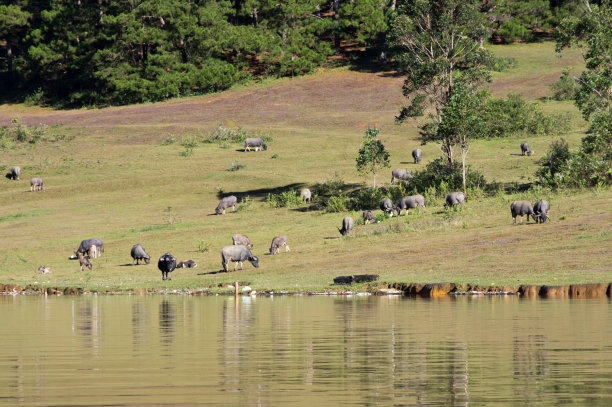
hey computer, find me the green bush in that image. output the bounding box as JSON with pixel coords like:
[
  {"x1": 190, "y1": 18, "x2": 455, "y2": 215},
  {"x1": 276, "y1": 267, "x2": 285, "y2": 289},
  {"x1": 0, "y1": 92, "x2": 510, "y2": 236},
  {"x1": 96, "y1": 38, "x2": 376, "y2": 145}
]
[
  {"x1": 496, "y1": 20, "x2": 533, "y2": 43},
  {"x1": 312, "y1": 173, "x2": 346, "y2": 197},
  {"x1": 203, "y1": 124, "x2": 273, "y2": 146},
  {"x1": 0, "y1": 118, "x2": 50, "y2": 145},
  {"x1": 535, "y1": 138, "x2": 571, "y2": 188},
  {"x1": 266, "y1": 190, "x2": 303, "y2": 208},
  {"x1": 324, "y1": 193, "x2": 352, "y2": 213},
  {"x1": 550, "y1": 69, "x2": 579, "y2": 101},
  {"x1": 480, "y1": 93, "x2": 570, "y2": 137},
  {"x1": 410, "y1": 158, "x2": 487, "y2": 195}
]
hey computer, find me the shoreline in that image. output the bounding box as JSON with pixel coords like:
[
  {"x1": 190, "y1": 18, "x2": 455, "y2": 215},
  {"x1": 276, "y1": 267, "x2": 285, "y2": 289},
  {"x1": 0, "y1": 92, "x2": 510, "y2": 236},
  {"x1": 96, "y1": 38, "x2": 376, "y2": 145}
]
[{"x1": 2, "y1": 282, "x2": 611, "y2": 299}]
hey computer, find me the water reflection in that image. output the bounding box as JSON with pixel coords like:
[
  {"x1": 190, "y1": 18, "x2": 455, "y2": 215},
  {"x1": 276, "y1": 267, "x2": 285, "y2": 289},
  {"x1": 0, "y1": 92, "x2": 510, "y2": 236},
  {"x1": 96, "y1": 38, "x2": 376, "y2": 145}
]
[{"x1": 0, "y1": 295, "x2": 610, "y2": 405}]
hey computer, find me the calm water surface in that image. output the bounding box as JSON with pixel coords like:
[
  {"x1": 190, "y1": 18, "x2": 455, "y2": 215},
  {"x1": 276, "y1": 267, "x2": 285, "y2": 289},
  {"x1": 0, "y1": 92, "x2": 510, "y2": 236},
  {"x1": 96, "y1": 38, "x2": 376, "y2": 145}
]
[{"x1": 1, "y1": 295, "x2": 610, "y2": 406}]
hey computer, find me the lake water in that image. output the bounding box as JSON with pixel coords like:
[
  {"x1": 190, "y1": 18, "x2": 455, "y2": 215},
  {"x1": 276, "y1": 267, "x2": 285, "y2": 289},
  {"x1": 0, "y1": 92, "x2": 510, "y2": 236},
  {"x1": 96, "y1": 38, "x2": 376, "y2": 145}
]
[{"x1": 1, "y1": 294, "x2": 611, "y2": 406}]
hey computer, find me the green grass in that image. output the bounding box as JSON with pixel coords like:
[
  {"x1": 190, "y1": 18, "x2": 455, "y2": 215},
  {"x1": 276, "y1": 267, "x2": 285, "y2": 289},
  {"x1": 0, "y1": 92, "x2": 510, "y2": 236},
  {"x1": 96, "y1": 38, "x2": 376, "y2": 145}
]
[{"x1": 0, "y1": 42, "x2": 610, "y2": 293}]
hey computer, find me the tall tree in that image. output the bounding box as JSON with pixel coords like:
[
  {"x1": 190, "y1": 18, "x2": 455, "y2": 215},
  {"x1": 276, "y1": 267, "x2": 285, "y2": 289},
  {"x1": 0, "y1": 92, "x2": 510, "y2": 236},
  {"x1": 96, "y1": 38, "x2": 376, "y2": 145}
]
[
  {"x1": 0, "y1": 3, "x2": 31, "y2": 75},
  {"x1": 551, "y1": 0, "x2": 612, "y2": 186},
  {"x1": 388, "y1": 0, "x2": 491, "y2": 168},
  {"x1": 356, "y1": 127, "x2": 391, "y2": 188}
]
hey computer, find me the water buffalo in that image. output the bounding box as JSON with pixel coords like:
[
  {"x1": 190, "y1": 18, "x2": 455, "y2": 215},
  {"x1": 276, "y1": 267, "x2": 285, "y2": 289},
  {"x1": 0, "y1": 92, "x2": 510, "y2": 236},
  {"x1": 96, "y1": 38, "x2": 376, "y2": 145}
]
[
  {"x1": 232, "y1": 233, "x2": 253, "y2": 249},
  {"x1": 38, "y1": 265, "x2": 51, "y2": 274},
  {"x1": 76, "y1": 251, "x2": 92, "y2": 271},
  {"x1": 363, "y1": 210, "x2": 376, "y2": 224},
  {"x1": 216, "y1": 195, "x2": 238, "y2": 215},
  {"x1": 131, "y1": 244, "x2": 150, "y2": 265},
  {"x1": 445, "y1": 192, "x2": 465, "y2": 209},
  {"x1": 244, "y1": 137, "x2": 267, "y2": 152},
  {"x1": 221, "y1": 245, "x2": 259, "y2": 272},
  {"x1": 380, "y1": 198, "x2": 396, "y2": 216},
  {"x1": 391, "y1": 169, "x2": 413, "y2": 184},
  {"x1": 533, "y1": 199, "x2": 550, "y2": 223},
  {"x1": 30, "y1": 177, "x2": 43, "y2": 191},
  {"x1": 397, "y1": 195, "x2": 426, "y2": 215},
  {"x1": 412, "y1": 148, "x2": 423, "y2": 164},
  {"x1": 338, "y1": 216, "x2": 354, "y2": 236},
  {"x1": 520, "y1": 142, "x2": 534, "y2": 156},
  {"x1": 6, "y1": 166, "x2": 20, "y2": 180},
  {"x1": 177, "y1": 260, "x2": 197, "y2": 268},
  {"x1": 77, "y1": 238, "x2": 104, "y2": 257},
  {"x1": 158, "y1": 253, "x2": 177, "y2": 280},
  {"x1": 88, "y1": 244, "x2": 98, "y2": 259},
  {"x1": 301, "y1": 188, "x2": 312, "y2": 204},
  {"x1": 269, "y1": 235, "x2": 290, "y2": 255},
  {"x1": 510, "y1": 200, "x2": 535, "y2": 224}
]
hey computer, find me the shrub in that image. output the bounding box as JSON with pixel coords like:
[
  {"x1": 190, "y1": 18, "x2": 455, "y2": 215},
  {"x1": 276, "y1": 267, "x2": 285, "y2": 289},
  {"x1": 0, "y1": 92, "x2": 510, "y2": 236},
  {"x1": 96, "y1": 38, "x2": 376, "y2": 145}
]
[
  {"x1": 203, "y1": 124, "x2": 273, "y2": 146},
  {"x1": 496, "y1": 20, "x2": 533, "y2": 43},
  {"x1": 535, "y1": 138, "x2": 571, "y2": 188},
  {"x1": 266, "y1": 190, "x2": 303, "y2": 208},
  {"x1": 480, "y1": 93, "x2": 570, "y2": 137},
  {"x1": 324, "y1": 193, "x2": 352, "y2": 213},
  {"x1": 229, "y1": 161, "x2": 247, "y2": 171},
  {"x1": 410, "y1": 158, "x2": 487, "y2": 195},
  {"x1": 550, "y1": 69, "x2": 579, "y2": 101},
  {"x1": 312, "y1": 173, "x2": 345, "y2": 197},
  {"x1": 0, "y1": 118, "x2": 51, "y2": 145},
  {"x1": 236, "y1": 196, "x2": 253, "y2": 212}
]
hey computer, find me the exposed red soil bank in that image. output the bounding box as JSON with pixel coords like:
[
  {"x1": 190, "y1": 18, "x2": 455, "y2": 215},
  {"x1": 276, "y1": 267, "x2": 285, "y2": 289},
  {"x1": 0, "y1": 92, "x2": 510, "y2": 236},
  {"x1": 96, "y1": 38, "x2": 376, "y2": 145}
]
[{"x1": 2, "y1": 282, "x2": 611, "y2": 299}]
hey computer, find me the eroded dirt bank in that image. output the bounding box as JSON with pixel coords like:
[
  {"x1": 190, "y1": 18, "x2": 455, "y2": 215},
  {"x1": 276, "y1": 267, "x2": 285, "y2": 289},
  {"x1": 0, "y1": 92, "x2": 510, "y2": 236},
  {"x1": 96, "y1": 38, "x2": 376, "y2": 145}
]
[{"x1": 1, "y1": 282, "x2": 611, "y2": 299}]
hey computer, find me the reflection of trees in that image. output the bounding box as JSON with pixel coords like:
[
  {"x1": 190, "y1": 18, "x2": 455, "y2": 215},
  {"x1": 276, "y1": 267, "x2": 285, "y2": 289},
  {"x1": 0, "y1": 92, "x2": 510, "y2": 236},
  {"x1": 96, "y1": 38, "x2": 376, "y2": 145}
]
[
  {"x1": 76, "y1": 297, "x2": 102, "y2": 356},
  {"x1": 513, "y1": 334, "x2": 550, "y2": 399}
]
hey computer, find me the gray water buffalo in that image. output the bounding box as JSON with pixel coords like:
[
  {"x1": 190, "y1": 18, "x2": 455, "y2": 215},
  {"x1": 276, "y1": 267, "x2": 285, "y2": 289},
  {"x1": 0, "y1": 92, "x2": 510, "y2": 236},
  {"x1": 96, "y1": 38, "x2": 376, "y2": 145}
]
[
  {"x1": 244, "y1": 137, "x2": 267, "y2": 152},
  {"x1": 338, "y1": 216, "x2": 354, "y2": 236},
  {"x1": 269, "y1": 235, "x2": 290, "y2": 255},
  {"x1": 221, "y1": 245, "x2": 259, "y2": 272},
  {"x1": 216, "y1": 195, "x2": 238, "y2": 215},
  {"x1": 412, "y1": 148, "x2": 423, "y2": 164},
  {"x1": 77, "y1": 238, "x2": 104, "y2": 257},
  {"x1": 533, "y1": 199, "x2": 550, "y2": 223},
  {"x1": 380, "y1": 198, "x2": 396, "y2": 216},
  {"x1": 397, "y1": 195, "x2": 426, "y2": 215},
  {"x1": 76, "y1": 251, "x2": 92, "y2": 271},
  {"x1": 301, "y1": 188, "x2": 312, "y2": 204},
  {"x1": 30, "y1": 177, "x2": 43, "y2": 191},
  {"x1": 445, "y1": 192, "x2": 465, "y2": 209},
  {"x1": 363, "y1": 210, "x2": 376, "y2": 224},
  {"x1": 177, "y1": 260, "x2": 197, "y2": 268},
  {"x1": 232, "y1": 233, "x2": 253, "y2": 248},
  {"x1": 520, "y1": 142, "x2": 534, "y2": 156},
  {"x1": 131, "y1": 244, "x2": 150, "y2": 265},
  {"x1": 6, "y1": 166, "x2": 20, "y2": 180},
  {"x1": 391, "y1": 169, "x2": 413, "y2": 184},
  {"x1": 510, "y1": 200, "x2": 535, "y2": 224},
  {"x1": 158, "y1": 253, "x2": 177, "y2": 280}
]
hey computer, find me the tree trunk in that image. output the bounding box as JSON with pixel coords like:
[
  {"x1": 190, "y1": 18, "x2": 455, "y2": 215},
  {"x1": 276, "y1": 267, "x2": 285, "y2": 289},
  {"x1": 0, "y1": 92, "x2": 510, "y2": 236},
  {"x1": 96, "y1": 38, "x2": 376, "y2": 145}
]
[
  {"x1": 7, "y1": 46, "x2": 12, "y2": 74},
  {"x1": 373, "y1": 172, "x2": 376, "y2": 189},
  {"x1": 333, "y1": 0, "x2": 341, "y2": 55}
]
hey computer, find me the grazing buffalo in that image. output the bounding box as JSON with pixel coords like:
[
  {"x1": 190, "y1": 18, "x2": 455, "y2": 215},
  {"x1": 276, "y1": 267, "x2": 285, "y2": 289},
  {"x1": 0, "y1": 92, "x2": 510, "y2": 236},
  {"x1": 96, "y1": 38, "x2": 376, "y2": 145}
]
[
  {"x1": 216, "y1": 195, "x2": 238, "y2": 215},
  {"x1": 131, "y1": 244, "x2": 150, "y2": 265},
  {"x1": 520, "y1": 142, "x2": 534, "y2": 156},
  {"x1": 397, "y1": 195, "x2": 426, "y2": 215},
  {"x1": 6, "y1": 166, "x2": 20, "y2": 180},
  {"x1": 533, "y1": 199, "x2": 550, "y2": 223},
  {"x1": 88, "y1": 244, "x2": 98, "y2": 259},
  {"x1": 177, "y1": 260, "x2": 197, "y2": 268},
  {"x1": 412, "y1": 148, "x2": 423, "y2": 164},
  {"x1": 38, "y1": 265, "x2": 51, "y2": 274},
  {"x1": 510, "y1": 200, "x2": 535, "y2": 224},
  {"x1": 77, "y1": 238, "x2": 104, "y2": 257},
  {"x1": 232, "y1": 233, "x2": 253, "y2": 249},
  {"x1": 76, "y1": 251, "x2": 92, "y2": 271},
  {"x1": 244, "y1": 137, "x2": 267, "y2": 152},
  {"x1": 269, "y1": 235, "x2": 290, "y2": 255},
  {"x1": 380, "y1": 198, "x2": 396, "y2": 216},
  {"x1": 301, "y1": 188, "x2": 312, "y2": 204},
  {"x1": 338, "y1": 216, "x2": 354, "y2": 236},
  {"x1": 445, "y1": 192, "x2": 465, "y2": 209},
  {"x1": 221, "y1": 245, "x2": 259, "y2": 272},
  {"x1": 30, "y1": 177, "x2": 43, "y2": 191},
  {"x1": 391, "y1": 169, "x2": 413, "y2": 184},
  {"x1": 158, "y1": 253, "x2": 177, "y2": 280},
  {"x1": 363, "y1": 210, "x2": 376, "y2": 224}
]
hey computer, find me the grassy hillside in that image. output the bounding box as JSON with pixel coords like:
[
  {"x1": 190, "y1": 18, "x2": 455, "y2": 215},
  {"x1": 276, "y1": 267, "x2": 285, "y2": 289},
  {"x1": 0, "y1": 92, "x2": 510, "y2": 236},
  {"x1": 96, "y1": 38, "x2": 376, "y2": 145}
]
[{"x1": 0, "y1": 42, "x2": 610, "y2": 293}]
